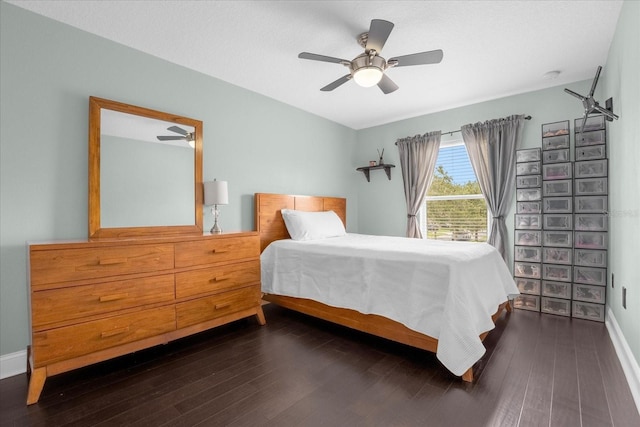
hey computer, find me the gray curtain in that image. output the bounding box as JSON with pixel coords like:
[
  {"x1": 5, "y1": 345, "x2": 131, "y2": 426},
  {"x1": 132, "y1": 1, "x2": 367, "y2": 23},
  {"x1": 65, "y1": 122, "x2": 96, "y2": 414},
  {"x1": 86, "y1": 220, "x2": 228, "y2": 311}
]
[
  {"x1": 397, "y1": 131, "x2": 441, "y2": 238},
  {"x1": 461, "y1": 115, "x2": 525, "y2": 261}
]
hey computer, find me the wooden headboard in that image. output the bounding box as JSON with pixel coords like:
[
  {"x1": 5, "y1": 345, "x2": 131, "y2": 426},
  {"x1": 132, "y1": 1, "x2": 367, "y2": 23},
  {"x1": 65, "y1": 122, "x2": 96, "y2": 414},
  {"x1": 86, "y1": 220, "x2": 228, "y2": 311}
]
[{"x1": 254, "y1": 193, "x2": 347, "y2": 252}]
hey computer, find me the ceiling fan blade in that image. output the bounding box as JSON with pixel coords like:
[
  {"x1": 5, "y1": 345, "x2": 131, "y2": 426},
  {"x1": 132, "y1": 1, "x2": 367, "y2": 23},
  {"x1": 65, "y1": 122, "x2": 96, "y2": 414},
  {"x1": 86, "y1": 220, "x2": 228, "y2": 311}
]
[
  {"x1": 377, "y1": 74, "x2": 399, "y2": 94},
  {"x1": 366, "y1": 19, "x2": 394, "y2": 53},
  {"x1": 298, "y1": 52, "x2": 348, "y2": 64},
  {"x1": 564, "y1": 88, "x2": 586, "y2": 101},
  {"x1": 157, "y1": 136, "x2": 186, "y2": 141},
  {"x1": 589, "y1": 66, "x2": 602, "y2": 97},
  {"x1": 389, "y1": 50, "x2": 444, "y2": 67},
  {"x1": 320, "y1": 74, "x2": 352, "y2": 91},
  {"x1": 167, "y1": 125, "x2": 188, "y2": 136}
]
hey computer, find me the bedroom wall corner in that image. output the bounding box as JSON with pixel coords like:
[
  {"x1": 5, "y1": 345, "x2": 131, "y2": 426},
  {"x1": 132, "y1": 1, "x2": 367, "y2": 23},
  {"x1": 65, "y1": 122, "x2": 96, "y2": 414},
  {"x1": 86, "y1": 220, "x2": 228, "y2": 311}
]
[
  {"x1": 601, "y1": 0, "x2": 640, "y2": 380},
  {"x1": 606, "y1": 307, "x2": 640, "y2": 413}
]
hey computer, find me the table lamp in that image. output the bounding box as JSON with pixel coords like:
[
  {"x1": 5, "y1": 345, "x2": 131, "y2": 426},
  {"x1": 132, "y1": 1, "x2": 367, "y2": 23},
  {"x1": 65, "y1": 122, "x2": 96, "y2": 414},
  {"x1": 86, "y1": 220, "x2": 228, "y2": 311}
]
[{"x1": 204, "y1": 179, "x2": 228, "y2": 234}]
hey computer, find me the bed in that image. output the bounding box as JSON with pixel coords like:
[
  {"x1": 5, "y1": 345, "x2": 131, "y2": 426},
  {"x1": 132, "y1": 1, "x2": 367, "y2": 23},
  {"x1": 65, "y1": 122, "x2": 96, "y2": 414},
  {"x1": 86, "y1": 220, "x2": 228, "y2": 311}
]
[{"x1": 255, "y1": 192, "x2": 518, "y2": 382}]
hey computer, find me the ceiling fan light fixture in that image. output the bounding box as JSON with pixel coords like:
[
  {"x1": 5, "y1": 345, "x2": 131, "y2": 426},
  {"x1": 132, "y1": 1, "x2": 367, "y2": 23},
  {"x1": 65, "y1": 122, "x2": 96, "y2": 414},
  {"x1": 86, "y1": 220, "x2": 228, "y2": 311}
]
[
  {"x1": 351, "y1": 53, "x2": 386, "y2": 87},
  {"x1": 353, "y1": 66, "x2": 383, "y2": 87}
]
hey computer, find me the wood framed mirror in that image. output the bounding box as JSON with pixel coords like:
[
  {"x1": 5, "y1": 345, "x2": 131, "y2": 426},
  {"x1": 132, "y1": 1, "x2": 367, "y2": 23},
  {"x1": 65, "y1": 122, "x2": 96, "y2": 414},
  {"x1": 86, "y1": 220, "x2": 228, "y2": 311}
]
[{"x1": 89, "y1": 96, "x2": 203, "y2": 238}]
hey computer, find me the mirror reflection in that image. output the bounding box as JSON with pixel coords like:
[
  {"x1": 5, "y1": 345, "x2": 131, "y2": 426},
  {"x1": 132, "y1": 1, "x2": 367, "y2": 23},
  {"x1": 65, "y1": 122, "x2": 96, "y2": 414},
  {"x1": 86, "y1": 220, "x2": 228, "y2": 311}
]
[{"x1": 100, "y1": 109, "x2": 195, "y2": 228}]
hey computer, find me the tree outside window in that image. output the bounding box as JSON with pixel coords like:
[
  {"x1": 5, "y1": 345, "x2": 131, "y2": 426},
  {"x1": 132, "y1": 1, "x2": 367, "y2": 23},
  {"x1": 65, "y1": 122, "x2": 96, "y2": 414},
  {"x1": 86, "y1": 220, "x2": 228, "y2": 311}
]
[{"x1": 421, "y1": 143, "x2": 488, "y2": 242}]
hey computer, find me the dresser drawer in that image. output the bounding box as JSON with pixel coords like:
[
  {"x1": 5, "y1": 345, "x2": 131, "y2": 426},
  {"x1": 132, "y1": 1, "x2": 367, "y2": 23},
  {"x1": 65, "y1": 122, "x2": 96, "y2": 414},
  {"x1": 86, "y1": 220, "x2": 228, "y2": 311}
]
[
  {"x1": 31, "y1": 274, "x2": 175, "y2": 329},
  {"x1": 174, "y1": 235, "x2": 259, "y2": 268},
  {"x1": 30, "y1": 244, "x2": 174, "y2": 287},
  {"x1": 32, "y1": 306, "x2": 176, "y2": 366},
  {"x1": 175, "y1": 260, "x2": 259, "y2": 300},
  {"x1": 176, "y1": 285, "x2": 260, "y2": 328}
]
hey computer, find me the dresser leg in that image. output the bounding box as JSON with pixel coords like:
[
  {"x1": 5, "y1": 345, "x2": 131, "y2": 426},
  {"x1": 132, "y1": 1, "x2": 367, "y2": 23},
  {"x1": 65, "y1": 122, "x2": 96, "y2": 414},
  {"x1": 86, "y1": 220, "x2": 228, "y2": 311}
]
[
  {"x1": 255, "y1": 306, "x2": 266, "y2": 326},
  {"x1": 26, "y1": 345, "x2": 32, "y2": 377},
  {"x1": 26, "y1": 367, "x2": 47, "y2": 405},
  {"x1": 461, "y1": 367, "x2": 474, "y2": 383}
]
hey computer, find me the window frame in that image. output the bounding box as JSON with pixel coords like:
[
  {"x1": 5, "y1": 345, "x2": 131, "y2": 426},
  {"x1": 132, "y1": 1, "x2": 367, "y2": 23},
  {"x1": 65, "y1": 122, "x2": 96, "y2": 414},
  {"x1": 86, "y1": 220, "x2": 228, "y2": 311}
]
[{"x1": 420, "y1": 138, "x2": 489, "y2": 240}]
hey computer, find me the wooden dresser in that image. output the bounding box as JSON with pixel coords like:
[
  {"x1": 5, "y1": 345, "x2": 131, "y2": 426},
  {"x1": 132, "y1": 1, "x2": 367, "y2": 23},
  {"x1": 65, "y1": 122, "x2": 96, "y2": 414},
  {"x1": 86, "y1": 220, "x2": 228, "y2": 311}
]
[{"x1": 27, "y1": 231, "x2": 264, "y2": 405}]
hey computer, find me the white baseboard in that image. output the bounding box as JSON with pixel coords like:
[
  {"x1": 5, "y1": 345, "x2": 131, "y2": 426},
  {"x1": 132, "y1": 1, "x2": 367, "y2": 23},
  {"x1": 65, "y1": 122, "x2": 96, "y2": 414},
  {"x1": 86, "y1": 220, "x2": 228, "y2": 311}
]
[
  {"x1": 0, "y1": 349, "x2": 27, "y2": 380},
  {"x1": 606, "y1": 307, "x2": 640, "y2": 414}
]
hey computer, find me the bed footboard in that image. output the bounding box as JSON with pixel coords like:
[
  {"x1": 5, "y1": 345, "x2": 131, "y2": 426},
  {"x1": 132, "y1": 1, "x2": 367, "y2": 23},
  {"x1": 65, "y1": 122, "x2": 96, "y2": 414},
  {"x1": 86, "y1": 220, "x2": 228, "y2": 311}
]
[{"x1": 263, "y1": 294, "x2": 511, "y2": 382}]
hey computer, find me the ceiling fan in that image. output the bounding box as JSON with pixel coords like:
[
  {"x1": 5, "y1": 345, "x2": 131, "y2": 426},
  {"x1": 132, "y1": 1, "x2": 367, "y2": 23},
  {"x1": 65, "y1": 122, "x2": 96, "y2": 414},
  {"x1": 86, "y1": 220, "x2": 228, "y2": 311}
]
[
  {"x1": 564, "y1": 65, "x2": 619, "y2": 133},
  {"x1": 298, "y1": 19, "x2": 443, "y2": 94},
  {"x1": 157, "y1": 126, "x2": 195, "y2": 147}
]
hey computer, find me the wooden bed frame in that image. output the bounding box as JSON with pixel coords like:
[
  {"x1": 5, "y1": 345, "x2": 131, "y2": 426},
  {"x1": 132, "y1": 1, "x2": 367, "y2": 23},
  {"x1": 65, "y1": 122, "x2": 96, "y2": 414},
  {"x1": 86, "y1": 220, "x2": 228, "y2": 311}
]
[{"x1": 254, "y1": 192, "x2": 511, "y2": 382}]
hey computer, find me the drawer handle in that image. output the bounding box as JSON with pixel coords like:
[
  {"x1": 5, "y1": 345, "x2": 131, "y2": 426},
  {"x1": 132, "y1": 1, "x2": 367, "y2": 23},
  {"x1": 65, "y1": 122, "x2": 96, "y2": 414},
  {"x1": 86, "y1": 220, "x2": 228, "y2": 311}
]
[
  {"x1": 209, "y1": 276, "x2": 229, "y2": 283},
  {"x1": 98, "y1": 258, "x2": 128, "y2": 266},
  {"x1": 101, "y1": 326, "x2": 130, "y2": 338},
  {"x1": 211, "y1": 249, "x2": 228, "y2": 254},
  {"x1": 214, "y1": 303, "x2": 231, "y2": 310},
  {"x1": 99, "y1": 293, "x2": 129, "y2": 302}
]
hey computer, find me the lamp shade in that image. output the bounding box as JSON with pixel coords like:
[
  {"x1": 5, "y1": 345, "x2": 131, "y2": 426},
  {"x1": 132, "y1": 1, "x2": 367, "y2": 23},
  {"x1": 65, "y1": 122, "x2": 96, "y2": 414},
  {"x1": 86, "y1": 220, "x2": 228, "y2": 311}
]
[{"x1": 204, "y1": 180, "x2": 228, "y2": 206}]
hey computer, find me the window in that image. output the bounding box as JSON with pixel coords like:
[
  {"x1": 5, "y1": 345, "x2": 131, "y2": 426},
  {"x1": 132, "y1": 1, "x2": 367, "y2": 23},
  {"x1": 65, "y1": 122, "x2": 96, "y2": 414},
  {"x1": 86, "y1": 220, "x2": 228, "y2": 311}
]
[{"x1": 420, "y1": 139, "x2": 488, "y2": 242}]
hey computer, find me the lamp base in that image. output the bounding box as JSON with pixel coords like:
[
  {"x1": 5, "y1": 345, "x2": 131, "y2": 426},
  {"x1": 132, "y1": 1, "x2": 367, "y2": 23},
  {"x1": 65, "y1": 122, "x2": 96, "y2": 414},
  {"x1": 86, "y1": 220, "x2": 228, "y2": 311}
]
[
  {"x1": 210, "y1": 205, "x2": 222, "y2": 234},
  {"x1": 210, "y1": 222, "x2": 222, "y2": 234}
]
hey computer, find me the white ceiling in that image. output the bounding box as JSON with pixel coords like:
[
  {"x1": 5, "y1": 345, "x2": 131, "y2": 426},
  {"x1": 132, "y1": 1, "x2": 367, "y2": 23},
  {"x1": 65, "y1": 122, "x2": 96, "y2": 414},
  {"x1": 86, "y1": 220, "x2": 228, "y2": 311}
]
[{"x1": 7, "y1": 0, "x2": 623, "y2": 130}]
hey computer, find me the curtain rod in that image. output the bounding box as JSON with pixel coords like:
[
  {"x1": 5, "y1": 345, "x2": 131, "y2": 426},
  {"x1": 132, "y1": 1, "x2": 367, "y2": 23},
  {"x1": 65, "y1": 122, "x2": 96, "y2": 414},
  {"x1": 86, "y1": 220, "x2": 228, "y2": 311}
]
[
  {"x1": 394, "y1": 116, "x2": 533, "y2": 143},
  {"x1": 440, "y1": 115, "x2": 532, "y2": 136}
]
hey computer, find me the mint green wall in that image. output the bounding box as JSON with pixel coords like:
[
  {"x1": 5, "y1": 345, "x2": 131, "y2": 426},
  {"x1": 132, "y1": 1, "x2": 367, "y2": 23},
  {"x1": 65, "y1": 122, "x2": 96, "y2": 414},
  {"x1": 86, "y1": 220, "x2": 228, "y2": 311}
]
[
  {"x1": 0, "y1": 2, "x2": 358, "y2": 356},
  {"x1": 601, "y1": 0, "x2": 640, "y2": 365},
  {"x1": 355, "y1": 80, "x2": 592, "y2": 261}
]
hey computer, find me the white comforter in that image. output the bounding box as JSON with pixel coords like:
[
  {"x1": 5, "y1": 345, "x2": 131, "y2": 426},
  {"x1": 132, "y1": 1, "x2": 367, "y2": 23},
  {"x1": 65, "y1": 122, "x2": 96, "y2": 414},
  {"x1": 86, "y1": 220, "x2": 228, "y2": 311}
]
[{"x1": 261, "y1": 233, "x2": 519, "y2": 376}]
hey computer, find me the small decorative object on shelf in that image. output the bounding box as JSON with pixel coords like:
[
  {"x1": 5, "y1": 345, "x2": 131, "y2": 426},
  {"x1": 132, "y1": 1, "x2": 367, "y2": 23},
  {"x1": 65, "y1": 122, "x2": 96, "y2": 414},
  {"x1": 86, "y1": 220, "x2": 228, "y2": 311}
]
[
  {"x1": 378, "y1": 148, "x2": 385, "y2": 165},
  {"x1": 369, "y1": 160, "x2": 377, "y2": 166}
]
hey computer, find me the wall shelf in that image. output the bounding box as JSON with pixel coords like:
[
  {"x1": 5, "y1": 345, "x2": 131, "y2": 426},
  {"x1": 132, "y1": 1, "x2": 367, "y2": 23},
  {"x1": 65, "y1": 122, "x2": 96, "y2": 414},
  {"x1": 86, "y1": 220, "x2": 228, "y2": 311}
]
[{"x1": 356, "y1": 164, "x2": 395, "y2": 182}]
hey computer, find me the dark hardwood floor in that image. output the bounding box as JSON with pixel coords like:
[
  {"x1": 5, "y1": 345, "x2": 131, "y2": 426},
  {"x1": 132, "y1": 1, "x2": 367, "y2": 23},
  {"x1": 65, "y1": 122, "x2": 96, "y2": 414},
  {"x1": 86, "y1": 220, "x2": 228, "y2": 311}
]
[{"x1": 1, "y1": 303, "x2": 638, "y2": 426}]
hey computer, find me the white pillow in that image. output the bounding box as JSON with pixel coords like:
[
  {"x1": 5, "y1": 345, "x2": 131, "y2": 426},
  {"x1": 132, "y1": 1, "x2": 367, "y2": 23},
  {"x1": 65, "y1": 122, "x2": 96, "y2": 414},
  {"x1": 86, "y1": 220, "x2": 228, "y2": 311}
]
[{"x1": 281, "y1": 209, "x2": 346, "y2": 241}]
